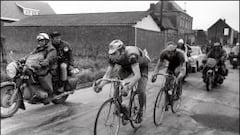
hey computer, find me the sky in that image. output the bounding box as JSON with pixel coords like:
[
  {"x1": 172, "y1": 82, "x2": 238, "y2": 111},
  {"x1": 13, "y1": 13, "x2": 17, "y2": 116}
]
[{"x1": 43, "y1": 1, "x2": 239, "y2": 31}]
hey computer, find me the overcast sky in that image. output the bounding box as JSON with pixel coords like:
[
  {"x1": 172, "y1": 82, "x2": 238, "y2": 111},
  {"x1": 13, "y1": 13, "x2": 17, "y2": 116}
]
[{"x1": 43, "y1": 1, "x2": 239, "y2": 31}]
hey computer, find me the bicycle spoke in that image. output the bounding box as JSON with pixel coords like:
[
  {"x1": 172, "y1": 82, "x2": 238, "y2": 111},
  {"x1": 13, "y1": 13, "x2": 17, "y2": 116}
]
[
  {"x1": 94, "y1": 99, "x2": 120, "y2": 135},
  {"x1": 154, "y1": 89, "x2": 166, "y2": 126}
]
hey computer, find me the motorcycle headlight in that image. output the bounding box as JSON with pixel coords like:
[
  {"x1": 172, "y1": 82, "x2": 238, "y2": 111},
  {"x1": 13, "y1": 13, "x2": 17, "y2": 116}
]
[
  {"x1": 188, "y1": 57, "x2": 194, "y2": 63},
  {"x1": 6, "y1": 62, "x2": 18, "y2": 78}
]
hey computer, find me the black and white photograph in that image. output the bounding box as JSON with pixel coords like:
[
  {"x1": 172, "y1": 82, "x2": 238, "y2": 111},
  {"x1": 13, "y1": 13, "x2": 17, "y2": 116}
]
[{"x1": 0, "y1": 1, "x2": 239, "y2": 135}]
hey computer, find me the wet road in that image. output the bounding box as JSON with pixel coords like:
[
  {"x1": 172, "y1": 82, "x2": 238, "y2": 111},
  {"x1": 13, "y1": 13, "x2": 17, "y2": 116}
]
[{"x1": 1, "y1": 67, "x2": 239, "y2": 135}]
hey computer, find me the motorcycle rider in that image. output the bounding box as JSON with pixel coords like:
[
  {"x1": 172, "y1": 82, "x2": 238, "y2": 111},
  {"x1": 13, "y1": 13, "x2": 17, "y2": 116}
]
[
  {"x1": 177, "y1": 39, "x2": 192, "y2": 57},
  {"x1": 231, "y1": 42, "x2": 239, "y2": 56},
  {"x1": 93, "y1": 39, "x2": 150, "y2": 124},
  {"x1": 25, "y1": 33, "x2": 57, "y2": 100},
  {"x1": 177, "y1": 39, "x2": 191, "y2": 79},
  {"x1": 202, "y1": 42, "x2": 228, "y2": 79},
  {"x1": 152, "y1": 41, "x2": 186, "y2": 99},
  {"x1": 50, "y1": 31, "x2": 74, "y2": 92}
]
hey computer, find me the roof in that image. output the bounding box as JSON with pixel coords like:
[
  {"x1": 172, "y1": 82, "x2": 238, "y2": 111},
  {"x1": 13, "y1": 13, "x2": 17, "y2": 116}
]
[
  {"x1": 162, "y1": 16, "x2": 176, "y2": 30},
  {"x1": 207, "y1": 18, "x2": 232, "y2": 31},
  {"x1": 5, "y1": 11, "x2": 150, "y2": 26},
  {"x1": 1, "y1": 1, "x2": 55, "y2": 20},
  {"x1": 153, "y1": 15, "x2": 176, "y2": 30},
  {"x1": 155, "y1": 1, "x2": 185, "y2": 13}
]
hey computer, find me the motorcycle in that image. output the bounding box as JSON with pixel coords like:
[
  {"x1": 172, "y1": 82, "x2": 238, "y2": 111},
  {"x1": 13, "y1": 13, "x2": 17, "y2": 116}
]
[
  {"x1": 229, "y1": 52, "x2": 239, "y2": 69},
  {"x1": 202, "y1": 58, "x2": 225, "y2": 91},
  {"x1": 1, "y1": 52, "x2": 79, "y2": 118}
]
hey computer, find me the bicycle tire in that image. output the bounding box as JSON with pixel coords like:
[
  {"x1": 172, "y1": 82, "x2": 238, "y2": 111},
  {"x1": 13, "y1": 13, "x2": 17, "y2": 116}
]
[
  {"x1": 94, "y1": 98, "x2": 121, "y2": 135},
  {"x1": 129, "y1": 91, "x2": 142, "y2": 129},
  {"x1": 171, "y1": 85, "x2": 181, "y2": 113},
  {"x1": 153, "y1": 87, "x2": 166, "y2": 126}
]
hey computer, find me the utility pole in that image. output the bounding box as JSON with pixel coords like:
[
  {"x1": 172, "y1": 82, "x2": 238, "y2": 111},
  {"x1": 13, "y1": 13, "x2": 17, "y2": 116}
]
[{"x1": 159, "y1": 0, "x2": 164, "y2": 30}]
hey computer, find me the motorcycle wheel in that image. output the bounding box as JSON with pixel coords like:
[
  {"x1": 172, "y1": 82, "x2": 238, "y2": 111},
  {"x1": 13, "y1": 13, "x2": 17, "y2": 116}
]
[
  {"x1": 52, "y1": 95, "x2": 69, "y2": 104},
  {"x1": 206, "y1": 77, "x2": 213, "y2": 91},
  {"x1": 1, "y1": 85, "x2": 21, "y2": 118}
]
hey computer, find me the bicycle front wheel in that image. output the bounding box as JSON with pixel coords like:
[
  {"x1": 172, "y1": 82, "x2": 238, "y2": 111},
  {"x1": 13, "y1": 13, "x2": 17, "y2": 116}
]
[
  {"x1": 129, "y1": 92, "x2": 144, "y2": 129},
  {"x1": 153, "y1": 88, "x2": 166, "y2": 126},
  {"x1": 171, "y1": 86, "x2": 182, "y2": 113},
  {"x1": 94, "y1": 98, "x2": 121, "y2": 135}
]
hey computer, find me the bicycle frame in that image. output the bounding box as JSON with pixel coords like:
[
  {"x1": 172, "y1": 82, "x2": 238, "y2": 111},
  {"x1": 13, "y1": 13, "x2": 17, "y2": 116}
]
[
  {"x1": 94, "y1": 78, "x2": 136, "y2": 120},
  {"x1": 155, "y1": 73, "x2": 178, "y2": 107}
]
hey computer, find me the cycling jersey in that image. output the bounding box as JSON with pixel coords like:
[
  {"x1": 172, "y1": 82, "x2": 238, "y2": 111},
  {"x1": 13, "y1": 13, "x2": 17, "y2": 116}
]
[
  {"x1": 108, "y1": 46, "x2": 149, "y2": 78},
  {"x1": 159, "y1": 49, "x2": 185, "y2": 73}
]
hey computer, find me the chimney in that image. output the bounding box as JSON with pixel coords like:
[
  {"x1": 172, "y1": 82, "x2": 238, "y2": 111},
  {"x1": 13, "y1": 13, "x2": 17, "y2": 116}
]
[
  {"x1": 150, "y1": 3, "x2": 155, "y2": 11},
  {"x1": 183, "y1": 2, "x2": 187, "y2": 12}
]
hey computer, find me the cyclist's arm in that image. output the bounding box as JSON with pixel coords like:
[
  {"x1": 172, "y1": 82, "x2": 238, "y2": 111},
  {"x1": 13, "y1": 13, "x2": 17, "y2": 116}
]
[
  {"x1": 177, "y1": 51, "x2": 186, "y2": 80},
  {"x1": 178, "y1": 62, "x2": 186, "y2": 78},
  {"x1": 153, "y1": 51, "x2": 166, "y2": 75},
  {"x1": 98, "y1": 64, "x2": 114, "y2": 88},
  {"x1": 153, "y1": 58, "x2": 164, "y2": 75},
  {"x1": 123, "y1": 63, "x2": 141, "y2": 88}
]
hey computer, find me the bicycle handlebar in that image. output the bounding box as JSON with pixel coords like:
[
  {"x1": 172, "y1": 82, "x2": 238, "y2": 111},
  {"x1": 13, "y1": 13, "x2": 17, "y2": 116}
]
[
  {"x1": 97, "y1": 78, "x2": 123, "y2": 83},
  {"x1": 155, "y1": 73, "x2": 174, "y2": 77},
  {"x1": 93, "y1": 78, "x2": 125, "y2": 88}
]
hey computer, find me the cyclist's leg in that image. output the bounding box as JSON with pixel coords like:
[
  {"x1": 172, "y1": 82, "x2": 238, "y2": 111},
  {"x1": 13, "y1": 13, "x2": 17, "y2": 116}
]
[
  {"x1": 135, "y1": 67, "x2": 148, "y2": 123},
  {"x1": 174, "y1": 68, "x2": 183, "y2": 99},
  {"x1": 117, "y1": 67, "x2": 131, "y2": 123}
]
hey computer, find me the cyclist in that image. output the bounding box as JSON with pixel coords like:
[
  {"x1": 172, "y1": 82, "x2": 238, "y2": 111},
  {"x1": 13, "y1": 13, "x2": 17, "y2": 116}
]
[
  {"x1": 93, "y1": 39, "x2": 150, "y2": 124},
  {"x1": 151, "y1": 41, "x2": 186, "y2": 99}
]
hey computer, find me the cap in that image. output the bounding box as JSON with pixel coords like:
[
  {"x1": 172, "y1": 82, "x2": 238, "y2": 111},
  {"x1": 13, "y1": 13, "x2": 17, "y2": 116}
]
[{"x1": 50, "y1": 31, "x2": 61, "y2": 38}]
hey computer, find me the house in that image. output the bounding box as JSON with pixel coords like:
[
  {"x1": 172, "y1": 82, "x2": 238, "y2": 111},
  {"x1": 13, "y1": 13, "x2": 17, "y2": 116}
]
[
  {"x1": 1, "y1": 1, "x2": 55, "y2": 26},
  {"x1": 2, "y1": 11, "x2": 171, "y2": 59},
  {"x1": 207, "y1": 18, "x2": 239, "y2": 45},
  {"x1": 148, "y1": 1, "x2": 193, "y2": 45},
  {"x1": 192, "y1": 29, "x2": 208, "y2": 46}
]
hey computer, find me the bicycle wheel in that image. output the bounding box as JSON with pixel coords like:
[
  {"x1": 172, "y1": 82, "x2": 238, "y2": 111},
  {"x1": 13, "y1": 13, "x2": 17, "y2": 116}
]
[
  {"x1": 153, "y1": 87, "x2": 166, "y2": 126},
  {"x1": 129, "y1": 92, "x2": 142, "y2": 129},
  {"x1": 94, "y1": 98, "x2": 121, "y2": 135},
  {"x1": 171, "y1": 85, "x2": 182, "y2": 113}
]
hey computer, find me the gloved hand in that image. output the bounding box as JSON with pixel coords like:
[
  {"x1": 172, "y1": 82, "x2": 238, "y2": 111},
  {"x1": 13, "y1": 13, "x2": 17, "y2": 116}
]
[
  {"x1": 19, "y1": 58, "x2": 26, "y2": 63},
  {"x1": 70, "y1": 68, "x2": 80, "y2": 74},
  {"x1": 93, "y1": 80, "x2": 103, "y2": 93},
  {"x1": 151, "y1": 74, "x2": 157, "y2": 83},
  {"x1": 39, "y1": 60, "x2": 49, "y2": 67}
]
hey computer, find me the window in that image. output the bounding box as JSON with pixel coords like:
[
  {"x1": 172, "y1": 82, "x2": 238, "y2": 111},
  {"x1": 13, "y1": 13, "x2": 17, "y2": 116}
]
[{"x1": 23, "y1": 9, "x2": 39, "y2": 16}]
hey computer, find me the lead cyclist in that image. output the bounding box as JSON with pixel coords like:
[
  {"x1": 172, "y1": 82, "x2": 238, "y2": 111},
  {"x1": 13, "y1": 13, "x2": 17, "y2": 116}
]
[{"x1": 93, "y1": 39, "x2": 150, "y2": 124}]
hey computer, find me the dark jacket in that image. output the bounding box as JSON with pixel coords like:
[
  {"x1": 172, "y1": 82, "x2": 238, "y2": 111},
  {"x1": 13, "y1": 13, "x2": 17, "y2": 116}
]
[
  {"x1": 29, "y1": 44, "x2": 57, "y2": 75},
  {"x1": 52, "y1": 40, "x2": 74, "y2": 67}
]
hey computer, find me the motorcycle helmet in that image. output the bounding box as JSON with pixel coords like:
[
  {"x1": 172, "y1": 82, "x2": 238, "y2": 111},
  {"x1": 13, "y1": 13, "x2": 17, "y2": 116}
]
[
  {"x1": 178, "y1": 39, "x2": 184, "y2": 44},
  {"x1": 108, "y1": 39, "x2": 125, "y2": 54},
  {"x1": 36, "y1": 33, "x2": 50, "y2": 41}
]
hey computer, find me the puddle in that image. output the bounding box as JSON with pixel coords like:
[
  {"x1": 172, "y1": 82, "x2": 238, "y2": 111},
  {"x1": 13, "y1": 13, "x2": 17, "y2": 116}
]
[
  {"x1": 37, "y1": 107, "x2": 76, "y2": 127},
  {"x1": 191, "y1": 114, "x2": 239, "y2": 133}
]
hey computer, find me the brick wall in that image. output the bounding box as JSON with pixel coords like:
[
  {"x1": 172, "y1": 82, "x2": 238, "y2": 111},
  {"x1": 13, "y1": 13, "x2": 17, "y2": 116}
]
[
  {"x1": 1, "y1": 26, "x2": 135, "y2": 58},
  {"x1": 136, "y1": 28, "x2": 164, "y2": 59},
  {"x1": 136, "y1": 28, "x2": 179, "y2": 60}
]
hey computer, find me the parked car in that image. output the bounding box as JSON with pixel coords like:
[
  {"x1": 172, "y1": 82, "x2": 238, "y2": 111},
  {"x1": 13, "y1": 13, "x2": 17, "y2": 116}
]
[{"x1": 188, "y1": 46, "x2": 206, "y2": 72}]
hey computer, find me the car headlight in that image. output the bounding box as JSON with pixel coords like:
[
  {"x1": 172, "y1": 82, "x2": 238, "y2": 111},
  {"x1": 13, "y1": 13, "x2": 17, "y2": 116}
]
[{"x1": 6, "y1": 62, "x2": 18, "y2": 78}]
